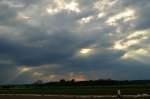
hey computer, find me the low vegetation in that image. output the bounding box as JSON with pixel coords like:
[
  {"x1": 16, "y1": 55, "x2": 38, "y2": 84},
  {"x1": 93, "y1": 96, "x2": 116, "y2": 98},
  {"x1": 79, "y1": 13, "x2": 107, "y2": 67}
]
[{"x1": 0, "y1": 80, "x2": 150, "y2": 95}]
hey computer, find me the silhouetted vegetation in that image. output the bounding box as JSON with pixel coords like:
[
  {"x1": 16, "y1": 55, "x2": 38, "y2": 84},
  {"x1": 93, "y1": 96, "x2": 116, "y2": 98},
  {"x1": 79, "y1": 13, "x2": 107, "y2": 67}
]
[{"x1": 43, "y1": 79, "x2": 150, "y2": 86}]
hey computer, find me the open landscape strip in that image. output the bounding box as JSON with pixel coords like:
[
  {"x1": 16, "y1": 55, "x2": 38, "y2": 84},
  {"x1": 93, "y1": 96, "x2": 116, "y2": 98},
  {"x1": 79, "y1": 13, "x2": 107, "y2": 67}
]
[{"x1": 0, "y1": 94, "x2": 150, "y2": 98}]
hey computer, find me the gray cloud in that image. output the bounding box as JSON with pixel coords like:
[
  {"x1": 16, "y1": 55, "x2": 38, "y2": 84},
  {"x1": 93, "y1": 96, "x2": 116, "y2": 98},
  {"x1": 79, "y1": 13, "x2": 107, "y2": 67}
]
[{"x1": 0, "y1": 0, "x2": 150, "y2": 84}]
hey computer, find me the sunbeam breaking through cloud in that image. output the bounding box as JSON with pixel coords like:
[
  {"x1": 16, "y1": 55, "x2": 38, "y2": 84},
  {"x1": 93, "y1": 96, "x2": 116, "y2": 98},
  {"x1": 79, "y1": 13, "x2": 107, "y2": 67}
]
[{"x1": 0, "y1": 0, "x2": 150, "y2": 84}]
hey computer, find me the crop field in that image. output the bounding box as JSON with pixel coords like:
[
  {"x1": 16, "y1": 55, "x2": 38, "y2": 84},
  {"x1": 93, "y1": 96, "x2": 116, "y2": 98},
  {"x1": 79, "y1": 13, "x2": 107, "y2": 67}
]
[
  {"x1": 0, "y1": 84, "x2": 150, "y2": 95},
  {"x1": 0, "y1": 95, "x2": 150, "y2": 99}
]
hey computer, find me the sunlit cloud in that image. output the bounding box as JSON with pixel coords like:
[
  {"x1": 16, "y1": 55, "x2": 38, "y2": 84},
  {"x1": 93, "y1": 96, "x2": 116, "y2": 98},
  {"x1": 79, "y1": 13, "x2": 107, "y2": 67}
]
[
  {"x1": 127, "y1": 30, "x2": 148, "y2": 40},
  {"x1": 94, "y1": 0, "x2": 119, "y2": 11},
  {"x1": 113, "y1": 39, "x2": 140, "y2": 50},
  {"x1": 33, "y1": 72, "x2": 43, "y2": 76},
  {"x1": 106, "y1": 8, "x2": 136, "y2": 26},
  {"x1": 121, "y1": 48, "x2": 150, "y2": 61},
  {"x1": 97, "y1": 12, "x2": 105, "y2": 18},
  {"x1": 80, "y1": 48, "x2": 93, "y2": 55},
  {"x1": 121, "y1": 53, "x2": 131, "y2": 60},
  {"x1": 65, "y1": 1, "x2": 81, "y2": 13},
  {"x1": 46, "y1": 0, "x2": 81, "y2": 15},
  {"x1": 113, "y1": 41, "x2": 127, "y2": 50},
  {"x1": 113, "y1": 39, "x2": 139, "y2": 50},
  {"x1": 74, "y1": 48, "x2": 95, "y2": 58},
  {"x1": 78, "y1": 16, "x2": 94, "y2": 25},
  {"x1": 113, "y1": 30, "x2": 149, "y2": 50},
  {"x1": 18, "y1": 66, "x2": 32, "y2": 73},
  {"x1": 7, "y1": 64, "x2": 62, "y2": 82}
]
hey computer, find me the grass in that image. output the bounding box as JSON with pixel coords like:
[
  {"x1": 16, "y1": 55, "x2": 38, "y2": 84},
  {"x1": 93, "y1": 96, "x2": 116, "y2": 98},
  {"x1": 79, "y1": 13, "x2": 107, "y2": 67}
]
[{"x1": 0, "y1": 84, "x2": 150, "y2": 95}]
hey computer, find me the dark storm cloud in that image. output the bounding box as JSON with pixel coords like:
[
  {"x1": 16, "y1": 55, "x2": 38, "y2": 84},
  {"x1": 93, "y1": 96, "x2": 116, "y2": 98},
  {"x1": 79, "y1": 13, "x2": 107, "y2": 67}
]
[
  {"x1": 0, "y1": 0, "x2": 150, "y2": 84},
  {"x1": 0, "y1": 25, "x2": 97, "y2": 66},
  {"x1": 0, "y1": 3, "x2": 17, "y2": 26}
]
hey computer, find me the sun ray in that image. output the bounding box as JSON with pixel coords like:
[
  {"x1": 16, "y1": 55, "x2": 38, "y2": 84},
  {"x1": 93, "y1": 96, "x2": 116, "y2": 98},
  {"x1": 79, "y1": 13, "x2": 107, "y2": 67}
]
[{"x1": 121, "y1": 48, "x2": 150, "y2": 64}]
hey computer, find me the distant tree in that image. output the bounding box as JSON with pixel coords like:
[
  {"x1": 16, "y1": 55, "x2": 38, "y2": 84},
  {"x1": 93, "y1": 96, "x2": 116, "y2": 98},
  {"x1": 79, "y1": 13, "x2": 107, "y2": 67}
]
[
  {"x1": 34, "y1": 80, "x2": 43, "y2": 84},
  {"x1": 60, "y1": 79, "x2": 66, "y2": 83},
  {"x1": 70, "y1": 79, "x2": 75, "y2": 83}
]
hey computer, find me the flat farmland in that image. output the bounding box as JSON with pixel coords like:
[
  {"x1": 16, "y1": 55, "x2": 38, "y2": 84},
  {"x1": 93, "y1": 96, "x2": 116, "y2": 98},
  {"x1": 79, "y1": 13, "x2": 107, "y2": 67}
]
[
  {"x1": 1, "y1": 85, "x2": 150, "y2": 95},
  {"x1": 0, "y1": 95, "x2": 150, "y2": 99}
]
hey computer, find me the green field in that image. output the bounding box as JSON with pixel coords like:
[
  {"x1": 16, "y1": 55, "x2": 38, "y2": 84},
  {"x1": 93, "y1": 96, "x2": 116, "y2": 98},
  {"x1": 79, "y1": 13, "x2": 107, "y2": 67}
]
[
  {"x1": 0, "y1": 84, "x2": 150, "y2": 95},
  {"x1": 0, "y1": 96, "x2": 149, "y2": 99}
]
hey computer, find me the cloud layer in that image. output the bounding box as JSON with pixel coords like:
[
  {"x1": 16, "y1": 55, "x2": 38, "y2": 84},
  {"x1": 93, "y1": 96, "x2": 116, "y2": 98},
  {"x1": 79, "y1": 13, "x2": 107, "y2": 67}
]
[{"x1": 0, "y1": 0, "x2": 150, "y2": 84}]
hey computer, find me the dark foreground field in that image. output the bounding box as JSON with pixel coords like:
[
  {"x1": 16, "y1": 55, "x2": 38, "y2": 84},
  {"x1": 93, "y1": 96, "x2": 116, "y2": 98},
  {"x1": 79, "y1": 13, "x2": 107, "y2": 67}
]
[
  {"x1": 0, "y1": 95, "x2": 150, "y2": 99},
  {"x1": 1, "y1": 80, "x2": 150, "y2": 95},
  {"x1": 1, "y1": 85, "x2": 150, "y2": 95},
  {"x1": 1, "y1": 80, "x2": 150, "y2": 97}
]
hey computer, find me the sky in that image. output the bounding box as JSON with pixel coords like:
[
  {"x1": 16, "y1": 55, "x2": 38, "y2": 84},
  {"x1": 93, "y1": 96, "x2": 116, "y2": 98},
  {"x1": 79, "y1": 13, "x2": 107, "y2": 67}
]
[{"x1": 0, "y1": 0, "x2": 150, "y2": 84}]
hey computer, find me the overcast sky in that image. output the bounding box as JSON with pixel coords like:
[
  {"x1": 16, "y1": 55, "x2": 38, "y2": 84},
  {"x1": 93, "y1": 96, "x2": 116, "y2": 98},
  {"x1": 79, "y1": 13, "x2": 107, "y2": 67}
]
[{"x1": 0, "y1": 0, "x2": 150, "y2": 84}]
